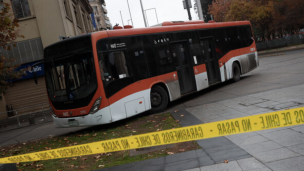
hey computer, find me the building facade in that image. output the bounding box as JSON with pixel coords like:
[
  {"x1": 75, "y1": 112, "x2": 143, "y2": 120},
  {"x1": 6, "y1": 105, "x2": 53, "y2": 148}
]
[
  {"x1": 89, "y1": 0, "x2": 112, "y2": 30},
  {"x1": 0, "y1": 0, "x2": 94, "y2": 119}
]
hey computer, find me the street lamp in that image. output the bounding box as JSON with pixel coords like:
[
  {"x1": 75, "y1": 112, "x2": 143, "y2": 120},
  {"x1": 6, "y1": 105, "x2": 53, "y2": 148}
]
[
  {"x1": 144, "y1": 8, "x2": 159, "y2": 27},
  {"x1": 139, "y1": 0, "x2": 148, "y2": 27}
]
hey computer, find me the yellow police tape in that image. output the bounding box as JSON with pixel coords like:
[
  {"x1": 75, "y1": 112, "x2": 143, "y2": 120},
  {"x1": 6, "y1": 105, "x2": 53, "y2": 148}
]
[{"x1": 1, "y1": 107, "x2": 304, "y2": 164}]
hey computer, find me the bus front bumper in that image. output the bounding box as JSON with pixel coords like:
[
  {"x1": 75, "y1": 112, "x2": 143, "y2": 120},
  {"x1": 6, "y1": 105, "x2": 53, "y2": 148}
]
[{"x1": 52, "y1": 107, "x2": 112, "y2": 127}]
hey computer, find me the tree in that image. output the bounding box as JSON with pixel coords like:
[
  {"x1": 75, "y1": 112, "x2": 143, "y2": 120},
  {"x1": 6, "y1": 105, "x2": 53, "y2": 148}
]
[
  {"x1": 208, "y1": 0, "x2": 232, "y2": 22},
  {"x1": 0, "y1": 3, "x2": 25, "y2": 96}
]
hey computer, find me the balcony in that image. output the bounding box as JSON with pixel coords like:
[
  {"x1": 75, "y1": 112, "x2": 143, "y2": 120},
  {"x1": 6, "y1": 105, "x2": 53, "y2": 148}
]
[
  {"x1": 103, "y1": 8, "x2": 107, "y2": 14},
  {"x1": 105, "y1": 20, "x2": 111, "y2": 25},
  {"x1": 104, "y1": 16, "x2": 109, "y2": 21}
]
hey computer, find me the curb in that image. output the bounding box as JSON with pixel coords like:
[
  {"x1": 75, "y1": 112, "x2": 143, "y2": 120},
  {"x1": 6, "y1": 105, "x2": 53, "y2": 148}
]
[{"x1": 259, "y1": 53, "x2": 285, "y2": 58}]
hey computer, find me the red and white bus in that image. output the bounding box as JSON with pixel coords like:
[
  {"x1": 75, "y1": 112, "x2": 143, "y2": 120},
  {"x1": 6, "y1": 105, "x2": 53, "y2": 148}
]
[{"x1": 43, "y1": 20, "x2": 258, "y2": 127}]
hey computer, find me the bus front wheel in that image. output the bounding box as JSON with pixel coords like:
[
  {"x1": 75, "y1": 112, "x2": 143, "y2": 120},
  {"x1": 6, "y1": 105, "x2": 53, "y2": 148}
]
[
  {"x1": 149, "y1": 85, "x2": 168, "y2": 114},
  {"x1": 232, "y1": 62, "x2": 241, "y2": 82}
]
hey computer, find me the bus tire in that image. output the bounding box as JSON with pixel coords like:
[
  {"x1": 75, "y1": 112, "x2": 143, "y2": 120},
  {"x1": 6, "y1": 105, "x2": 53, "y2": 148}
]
[
  {"x1": 232, "y1": 62, "x2": 241, "y2": 82},
  {"x1": 149, "y1": 85, "x2": 168, "y2": 114}
]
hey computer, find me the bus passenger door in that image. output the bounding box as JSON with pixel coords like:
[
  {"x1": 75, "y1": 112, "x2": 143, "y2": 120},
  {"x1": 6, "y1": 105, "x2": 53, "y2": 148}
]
[
  {"x1": 200, "y1": 38, "x2": 221, "y2": 85},
  {"x1": 170, "y1": 42, "x2": 196, "y2": 95}
]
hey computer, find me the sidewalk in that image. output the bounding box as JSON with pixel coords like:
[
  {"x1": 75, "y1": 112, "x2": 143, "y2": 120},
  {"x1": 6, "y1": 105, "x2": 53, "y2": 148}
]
[
  {"x1": 258, "y1": 44, "x2": 304, "y2": 55},
  {"x1": 96, "y1": 83, "x2": 304, "y2": 171}
]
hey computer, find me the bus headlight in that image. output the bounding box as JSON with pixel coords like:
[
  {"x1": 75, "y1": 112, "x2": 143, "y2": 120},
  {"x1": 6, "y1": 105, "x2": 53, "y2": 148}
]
[{"x1": 90, "y1": 97, "x2": 102, "y2": 114}]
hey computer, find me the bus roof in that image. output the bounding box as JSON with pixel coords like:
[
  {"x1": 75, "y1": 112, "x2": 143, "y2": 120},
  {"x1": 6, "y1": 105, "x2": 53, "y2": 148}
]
[{"x1": 92, "y1": 21, "x2": 251, "y2": 39}]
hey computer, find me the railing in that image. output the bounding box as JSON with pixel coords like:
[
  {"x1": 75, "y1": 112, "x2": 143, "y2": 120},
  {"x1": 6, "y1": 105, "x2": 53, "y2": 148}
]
[{"x1": 0, "y1": 103, "x2": 52, "y2": 131}]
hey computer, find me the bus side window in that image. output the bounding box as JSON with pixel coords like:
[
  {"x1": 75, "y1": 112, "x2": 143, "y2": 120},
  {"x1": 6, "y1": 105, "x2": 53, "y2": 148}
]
[
  {"x1": 189, "y1": 31, "x2": 203, "y2": 65},
  {"x1": 98, "y1": 51, "x2": 130, "y2": 84},
  {"x1": 156, "y1": 45, "x2": 175, "y2": 74},
  {"x1": 129, "y1": 36, "x2": 149, "y2": 81}
]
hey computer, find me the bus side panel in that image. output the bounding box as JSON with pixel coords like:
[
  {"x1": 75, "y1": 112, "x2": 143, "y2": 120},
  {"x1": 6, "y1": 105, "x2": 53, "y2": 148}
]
[
  {"x1": 109, "y1": 89, "x2": 151, "y2": 122},
  {"x1": 156, "y1": 72, "x2": 181, "y2": 101},
  {"x1": 108, "y1": 77, "x2": 157, "y2": 121},
  {"x1": 193, "y1": 64, "x2": 209, "y2": 91}
]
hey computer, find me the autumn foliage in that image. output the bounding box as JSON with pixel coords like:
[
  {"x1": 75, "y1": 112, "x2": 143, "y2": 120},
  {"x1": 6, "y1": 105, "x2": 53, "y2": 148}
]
[
  {"x1": 0, "y1": 3, "x2": 25, "y2": 95},
  {"x1": 209, "y1": 0, "x2": 304, "y2": 40}
]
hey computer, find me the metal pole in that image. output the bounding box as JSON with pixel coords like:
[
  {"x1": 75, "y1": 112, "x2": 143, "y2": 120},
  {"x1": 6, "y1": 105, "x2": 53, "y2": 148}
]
[
  {"x1": 154, "y1": 8, "x2": 159, "y2": 24},
  {"x1": 139, "y1": 0, "x2": 147, "y2": 27},
  {"x1": 196, "y1": 0, "x2": 204, "y2": 20},
  {"x1": 127, "y1": 0, "x2": 134, "y2": 26},
  {"x1": 144, "y1": 10, "x2": 149, "y2": 27},
  {"x1": 185, "y1": 0, "x2": 192, "y2": 21},
  {"x1": 120, "y1": 11, "x2": 125, "y2": 26}
]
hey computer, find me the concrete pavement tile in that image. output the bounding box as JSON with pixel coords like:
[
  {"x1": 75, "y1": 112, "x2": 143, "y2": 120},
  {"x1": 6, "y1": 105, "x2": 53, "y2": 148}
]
[
  {"x1": 236, "y1": 157, "x2": 268, "y2": 171},
  {"x1": 255, "y1": 127, "x2": 286, "y2": 134},
  {"x1": 165, "y1": 158, "x2": 200, "y2": 171},
  {"x1": 271, "y1": 135, "x2": 304, "y2": 147},
  {"x1": 203, "y1": 143, "x2": 240, "y2": 153},
  {"x1": 266, "y1": 156, "x2": 304, "y2": 171},
  {"x1": 183, "y1": 168, "x2": 200, "y2": 171},
  {"x1": 166, "y1": 150, "x2": 197, "y2": 163},
  {"x1": 200, "y1": 161, "x2": 242, "y2": 171},
  {"x1": 196, "y1": 137, "x2": 231, "y2": 149},
  {"x1": 248, "y1": 168, "x2": 272, "y2": 171},
  {"x1": 207, "y1": 147, "x2": 250, "y2": 163},
  {"x1": 252, "y1": 148, "x2": 300, "y2": 163},
  {"x1": 241, "y1": 141, "x2": 282, "y2": 154},
  {"x1": 290, "y1": 125, "x2": 304, "y2": 133},
  {"x1": 227, "y1": 135, "x2": 269, "y2": 146},
  {"x1": 257, "y1": 128, "x2": 299, "y2": 138},
  {"x1": 195, "y1": 149, "x2": 209, "y2": 158},
  {"x1": 255, "y1": 101, "x2": 282, "y2": 108},
  {"x1": 225, "y1": 132, "x2": 259, "y2": 140},
  {"x1": 198, "y1": 156, "x2": 215, "y2": 167},
  {"x1": 287, "y1": 143, "x2": 304, "y2": 155}
]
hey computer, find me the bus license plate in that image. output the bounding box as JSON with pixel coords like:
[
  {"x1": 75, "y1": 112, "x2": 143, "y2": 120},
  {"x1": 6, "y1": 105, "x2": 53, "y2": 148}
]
[{"x1": 68, "y1": 120, "x2": 79, "y2": 126}]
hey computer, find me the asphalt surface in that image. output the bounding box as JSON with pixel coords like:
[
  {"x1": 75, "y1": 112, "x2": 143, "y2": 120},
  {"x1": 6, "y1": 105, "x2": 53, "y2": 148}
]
[{"x1": 1, "y1": 49, "x2": 304, "y2": 147}]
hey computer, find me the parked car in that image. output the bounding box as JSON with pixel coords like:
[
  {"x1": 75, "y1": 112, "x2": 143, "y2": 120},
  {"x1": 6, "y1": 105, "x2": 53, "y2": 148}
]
[{"x1": 300, "y1": 29, "x2": 304, "y2": 34}]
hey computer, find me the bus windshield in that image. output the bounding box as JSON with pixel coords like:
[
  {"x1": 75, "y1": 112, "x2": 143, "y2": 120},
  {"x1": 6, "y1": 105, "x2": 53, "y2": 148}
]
[{"x1": 45, "y1": 52, "x2": 97, "y2": 103}]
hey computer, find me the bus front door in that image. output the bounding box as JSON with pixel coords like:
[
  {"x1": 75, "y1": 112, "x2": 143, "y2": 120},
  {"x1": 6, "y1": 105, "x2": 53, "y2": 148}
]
[
  {"x1": 200, "y1": 38, "x2": 221, "y2": 85},
  {"x1": 171, "y1": 42, "x2": 196, "y2": 95}
]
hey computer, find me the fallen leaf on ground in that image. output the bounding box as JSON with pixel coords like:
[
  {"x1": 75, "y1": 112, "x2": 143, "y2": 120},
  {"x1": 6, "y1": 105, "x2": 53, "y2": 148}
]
[
  {"x1": 154, "y1": 125, "x2": 159, "y2": 127},
  {"x1": 69, "y1": 165, "x2": 74, "y2": 168},
  {"x1": 175, "y1": 120, "x2": 179, "y2": 123},
  {"x1": 174, "y1": 110, "x2": 178, "y2": 112},
  {"x1": 92, "y1": 133, "x2": 97, "y2": 137},
  {"x1": 224, "y1": 160, "x2": 229, "y2": 163},
  {"x1": 98, "y1": 165, "x2": 105, "y2": 168},
  {"x1": 167, "y1": 152, "x2": 174, "y2": 155},
  {"x1": 180, "y1": 115, "x2": 184, "y2": 117},
  {"x1": 178, "y1": 149, "x2": 185, "y2": 152}
]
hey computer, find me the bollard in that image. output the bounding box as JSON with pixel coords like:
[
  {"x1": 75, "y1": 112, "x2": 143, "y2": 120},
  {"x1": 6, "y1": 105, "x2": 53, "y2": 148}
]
[{"x1": 16, "y1": 111, "x2": 21, "y2": 127}]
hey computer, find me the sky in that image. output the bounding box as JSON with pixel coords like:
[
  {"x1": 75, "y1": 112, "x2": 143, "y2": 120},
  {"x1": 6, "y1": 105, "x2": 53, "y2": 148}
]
[{"x1": 106, "y1": 0, "x2": 199, "y2": 28}]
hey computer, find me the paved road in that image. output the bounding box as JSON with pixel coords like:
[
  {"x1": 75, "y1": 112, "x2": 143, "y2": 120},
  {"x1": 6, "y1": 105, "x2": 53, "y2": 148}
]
[{"x1": 1, "y1": 49, "x2": 304, "y2": 147}]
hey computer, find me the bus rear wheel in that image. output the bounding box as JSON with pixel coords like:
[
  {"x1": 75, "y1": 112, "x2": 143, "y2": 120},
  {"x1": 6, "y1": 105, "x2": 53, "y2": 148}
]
[
  {"x1": 149, "y1": 85, "x2": 168, "y2": 114},
  {"x1": 232, "y1": 62, "x2": 241, "y2": 82}
]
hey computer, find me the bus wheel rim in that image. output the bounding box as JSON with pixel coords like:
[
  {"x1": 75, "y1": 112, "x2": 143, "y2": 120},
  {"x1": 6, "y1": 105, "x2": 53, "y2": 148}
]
[{"x1": 151, "y1": 92, "x2": 162, "y2": 107}]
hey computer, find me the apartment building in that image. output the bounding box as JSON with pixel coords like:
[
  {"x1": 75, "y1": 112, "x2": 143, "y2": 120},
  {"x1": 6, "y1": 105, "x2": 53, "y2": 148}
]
[
  {"x1": 0, "y1": 0, "x2": 94, "y2": 119},
  {"x1": 89, "y1": 0, "x2": 112, "y2": 30}
]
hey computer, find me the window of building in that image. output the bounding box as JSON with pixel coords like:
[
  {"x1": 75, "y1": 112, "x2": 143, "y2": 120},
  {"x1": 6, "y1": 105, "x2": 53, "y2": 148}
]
[
  {"x1": 81, "y1": 10, "x2": 88, "y2": 32},
  {"x1": 12, "y1": 0, "x2": 31, "y2": 19},
  {"x1": 63, "y1": 0, "x2": 72, "y2": 19},
  {"x1": 73, "y1": 5, "x2": 80, "y2": 26}
]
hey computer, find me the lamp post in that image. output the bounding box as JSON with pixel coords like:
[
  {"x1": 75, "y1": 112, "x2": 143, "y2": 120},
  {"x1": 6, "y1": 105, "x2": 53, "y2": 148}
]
[
  {"x1": 139, "y1": 0, "x2": 148, "y2": 27},
  {"x1": 144, "y1": 8, "x2": 159, "y2": 27},
  {"x1": 126, "y1": 0, "x2": 134, "y2": 26},
  {"x1": 183, "y1": 0, "x2": 192, "y2": 21},
  {"x1": 128, "y1": 19, "x2": 132, "y2": 25},
  {"x1": 120, "y1": 11, "x2": 125, "y2": 26}
]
